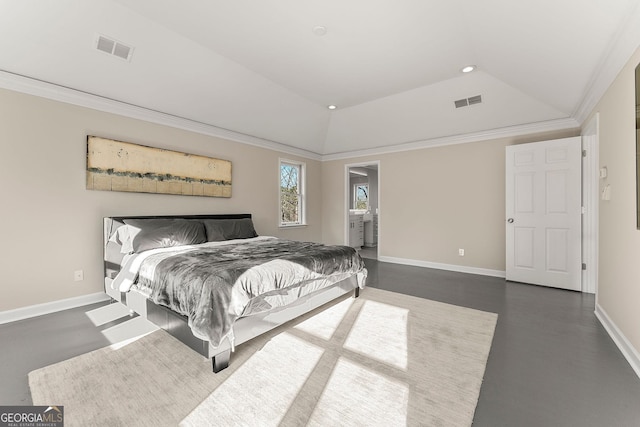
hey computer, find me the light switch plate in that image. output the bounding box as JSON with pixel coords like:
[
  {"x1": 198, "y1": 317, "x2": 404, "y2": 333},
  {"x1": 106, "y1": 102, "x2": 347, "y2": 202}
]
[{"x1": 599, "y1": 167, "x2": 608, "y2": 179}]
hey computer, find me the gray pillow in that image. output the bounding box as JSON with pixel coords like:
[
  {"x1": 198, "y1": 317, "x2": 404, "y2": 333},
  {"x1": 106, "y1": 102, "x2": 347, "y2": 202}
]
[
  {"x1": 203, "y1": 218, "x2": 258, "y2": 242},
  {"x1": 122, "y1": 218, "x2": 207, "y2": 253}
]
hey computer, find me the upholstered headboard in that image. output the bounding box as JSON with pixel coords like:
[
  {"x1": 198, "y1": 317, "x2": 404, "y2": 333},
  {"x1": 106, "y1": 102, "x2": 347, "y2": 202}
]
[{"x1": 103, "y1": 214, "x2": 254, "y2": 280}]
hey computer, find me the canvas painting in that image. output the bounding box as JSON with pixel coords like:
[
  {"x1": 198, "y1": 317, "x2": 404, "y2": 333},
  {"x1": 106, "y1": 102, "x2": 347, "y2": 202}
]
[{"x1": 86, "y1": 136, "x2": 232, "y2": 197}]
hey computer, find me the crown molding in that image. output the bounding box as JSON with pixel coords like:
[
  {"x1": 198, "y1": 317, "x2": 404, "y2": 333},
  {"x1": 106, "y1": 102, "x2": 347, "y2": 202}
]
[
  {"x1": 573, "y1": 1, "x2": 640, "y2": 124},
  {"x1": 320, "y1": 117, "x2": 580, "y2": 161},
  {"x1": 0, "y1": 70, "x2": 582, "y2": 163},
  {"x1": 0, "y1": 70, "x2": 323, "y2": 161}
]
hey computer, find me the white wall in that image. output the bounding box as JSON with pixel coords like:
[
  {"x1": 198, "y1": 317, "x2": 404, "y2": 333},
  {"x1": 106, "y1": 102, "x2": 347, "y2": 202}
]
[
  {"x1": 0, "y1": 88, "x2": 322, "y2": 311},
  {"x1": 587, "y1": 45, "x2": 640, "y2": 358},
  {"x1": 367, "y1": 168, "x2": 379, "y2": 213}
]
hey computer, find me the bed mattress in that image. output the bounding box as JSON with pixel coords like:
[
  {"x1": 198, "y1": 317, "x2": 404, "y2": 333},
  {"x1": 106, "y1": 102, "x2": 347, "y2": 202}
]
[{"x1": 111, "y1": 236, "x2": 367, "y2": 347}]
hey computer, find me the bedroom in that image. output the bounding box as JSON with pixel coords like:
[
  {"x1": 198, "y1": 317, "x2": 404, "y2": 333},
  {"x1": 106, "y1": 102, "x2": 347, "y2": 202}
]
[{"x1": 1, "y1": 1, "x2": 640, "y2": 425}]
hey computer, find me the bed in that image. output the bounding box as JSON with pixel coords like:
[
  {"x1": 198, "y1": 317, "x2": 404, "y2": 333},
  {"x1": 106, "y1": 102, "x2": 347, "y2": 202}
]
[{"x1": 103, "y1": 214, "x2": 367, "y2": 372}]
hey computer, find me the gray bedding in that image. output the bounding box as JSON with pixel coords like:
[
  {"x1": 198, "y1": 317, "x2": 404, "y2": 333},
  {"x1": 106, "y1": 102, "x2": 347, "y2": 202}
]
[{"x1": 134, "y1": 237, "x2": 367, "y2": 347}]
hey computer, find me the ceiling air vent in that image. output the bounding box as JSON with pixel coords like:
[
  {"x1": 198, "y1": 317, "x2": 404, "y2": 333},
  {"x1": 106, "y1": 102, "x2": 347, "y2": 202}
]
[
  {"x1": 454, "y1": 98, "x2": 468, "y2": 108},
  {"x1": 468, "y1": 95, "x2": 482, "y2": 105},
  {"x1": 454, "y1": 95, "x2": 483, "y2": 108},
  {"x1": 95, "y1": 34, "x2": 133, "y2": 61}
]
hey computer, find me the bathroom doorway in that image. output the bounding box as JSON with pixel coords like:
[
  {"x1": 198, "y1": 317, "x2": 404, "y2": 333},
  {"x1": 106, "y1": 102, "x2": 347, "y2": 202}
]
[{"x1": 345, "y1": 161, "x2": 380, "y2": 260}]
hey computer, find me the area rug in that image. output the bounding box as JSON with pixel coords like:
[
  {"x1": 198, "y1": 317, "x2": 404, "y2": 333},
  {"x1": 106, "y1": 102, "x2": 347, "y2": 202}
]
[{"x1": 29, "y1": 288, "x2": 497, "y2": 427}]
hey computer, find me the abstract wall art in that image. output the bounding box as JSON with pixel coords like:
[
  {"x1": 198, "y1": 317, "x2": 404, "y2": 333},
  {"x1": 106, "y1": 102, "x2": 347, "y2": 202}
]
[{"x1": 86, "y1": 136, "x2": 232, "y2": 197}]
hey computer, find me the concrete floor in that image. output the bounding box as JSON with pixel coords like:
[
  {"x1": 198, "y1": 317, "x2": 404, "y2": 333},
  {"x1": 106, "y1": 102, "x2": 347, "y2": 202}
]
[
  {"x1": 358, "y1": 245, "x2": 377, "y2": 260},
  {"x1": 364, "y1": 259, "x2": 640, "y2": 427},
  {"x1": 1, "y1": 259, "x2": 639, "y2": 426}
]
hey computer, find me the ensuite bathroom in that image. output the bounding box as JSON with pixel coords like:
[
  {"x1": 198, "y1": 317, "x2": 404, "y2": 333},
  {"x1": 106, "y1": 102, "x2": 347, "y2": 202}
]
[{"x1": 348, "y1": 164, "x2": 379, "y2": 259}]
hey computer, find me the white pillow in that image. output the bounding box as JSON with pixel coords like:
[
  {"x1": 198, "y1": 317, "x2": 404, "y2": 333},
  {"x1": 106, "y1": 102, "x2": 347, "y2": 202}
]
[{"x1": 108, "y1": 225, "x2": 139, "y2": 254}]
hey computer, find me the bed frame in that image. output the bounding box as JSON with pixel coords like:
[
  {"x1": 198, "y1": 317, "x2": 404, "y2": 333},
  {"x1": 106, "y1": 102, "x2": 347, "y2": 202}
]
[{"x1": 103, "y1": 214, "x2": 361, "y2": 372}]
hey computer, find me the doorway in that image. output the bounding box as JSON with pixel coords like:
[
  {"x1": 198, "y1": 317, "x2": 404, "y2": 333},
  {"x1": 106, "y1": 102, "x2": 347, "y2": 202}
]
[{"x1": 345, "y1": 162, "x2": 380, "y2": 260}]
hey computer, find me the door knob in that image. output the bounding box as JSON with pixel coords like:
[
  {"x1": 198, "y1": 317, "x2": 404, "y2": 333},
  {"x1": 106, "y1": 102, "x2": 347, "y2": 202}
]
[{"x1": 507, "y1": 218, "x2": 514, "y2": 223}]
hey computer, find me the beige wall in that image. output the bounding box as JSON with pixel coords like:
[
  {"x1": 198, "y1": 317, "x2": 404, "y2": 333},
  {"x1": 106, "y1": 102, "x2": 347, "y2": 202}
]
[
  {"x1": 0, "y1": 88, "x2": 322, "y2": 311},
  {"x1": 587, "y1": 45, "x2": 640, "y2": 354},
  {"x1": 322, "y1": 129, "x2": 579, "y2": 272}
]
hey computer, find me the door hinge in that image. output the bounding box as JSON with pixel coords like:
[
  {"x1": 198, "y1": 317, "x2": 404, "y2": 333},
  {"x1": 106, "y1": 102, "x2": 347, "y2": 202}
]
[
  {"x1": 581, "y1": 206, "x2": 586, "y2": 214},
  {"x1": 582, "y1": 149, "x2": 587, "y2": 157},
  {"x1": 582, "y1": 263, "x2": 587, "y2": 270}
]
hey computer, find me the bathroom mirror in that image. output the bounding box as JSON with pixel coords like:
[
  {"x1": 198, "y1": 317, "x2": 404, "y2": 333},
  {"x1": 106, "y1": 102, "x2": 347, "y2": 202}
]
[{"x1": 636, "y1": 62, "x2": 640, "y2": 228}]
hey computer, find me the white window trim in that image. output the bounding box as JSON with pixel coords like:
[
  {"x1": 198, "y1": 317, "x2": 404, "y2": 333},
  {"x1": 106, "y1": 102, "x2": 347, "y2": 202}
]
[{"x1": 279, "y1": 158, "x2": 307, "y2": 227}]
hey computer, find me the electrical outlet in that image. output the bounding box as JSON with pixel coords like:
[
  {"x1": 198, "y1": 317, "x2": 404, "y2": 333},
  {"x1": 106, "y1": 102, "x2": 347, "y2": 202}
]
[
  {"x1": 458, "y1": 249, "x2": 465, "y2": 256},
  {"x1": 74, "y1": 270, "x2": 84, "y2": 281}
]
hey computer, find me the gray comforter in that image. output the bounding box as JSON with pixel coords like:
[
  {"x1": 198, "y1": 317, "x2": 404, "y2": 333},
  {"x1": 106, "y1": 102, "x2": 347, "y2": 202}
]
[{"x1": 135, "y1": 238, "x2": 367, "y2": 347}]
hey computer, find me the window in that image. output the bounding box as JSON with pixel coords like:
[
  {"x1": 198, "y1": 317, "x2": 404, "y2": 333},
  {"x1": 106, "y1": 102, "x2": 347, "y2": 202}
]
[
  {"x1": 354, "y1": 184, "x2": 369, "y2": 210},
  {"x1": 279, "y1": 159, "x2": 306, "y2": 226}
]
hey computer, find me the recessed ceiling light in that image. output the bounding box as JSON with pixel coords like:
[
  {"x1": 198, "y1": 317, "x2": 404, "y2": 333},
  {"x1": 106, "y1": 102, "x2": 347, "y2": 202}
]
[
  {"x1": 328, "y1": 105, "x2": 337, "y2": 110},
  {"x1": 313, "y1": 26, "x2": 327, "y2": 36},
  {"x1": 461, "y1": 65, "x2": 476, "y2": 73}
]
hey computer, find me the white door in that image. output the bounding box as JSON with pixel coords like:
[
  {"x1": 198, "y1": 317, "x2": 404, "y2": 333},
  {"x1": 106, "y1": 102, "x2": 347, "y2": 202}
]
[{"x1": 505, "y1": 137, "x2": 582, "y2": 291}]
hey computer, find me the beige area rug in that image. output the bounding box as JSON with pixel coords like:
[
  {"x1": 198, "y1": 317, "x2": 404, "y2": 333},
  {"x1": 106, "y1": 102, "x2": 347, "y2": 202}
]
[{"x1": 29, "y1": 288, "x2": 497, "y2": 427}]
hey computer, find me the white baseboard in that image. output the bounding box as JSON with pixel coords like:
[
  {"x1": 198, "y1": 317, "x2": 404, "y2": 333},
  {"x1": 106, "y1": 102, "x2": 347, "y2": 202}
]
[
  {"x1": 377, "y1": 256, "x2": 506, "y2": 278},
  {"x1": 0, "y1": 292, "x2": 111, "y2": 325},
  {"x1": 595, "y1": 303, "x2": 640, "y2": 380}
]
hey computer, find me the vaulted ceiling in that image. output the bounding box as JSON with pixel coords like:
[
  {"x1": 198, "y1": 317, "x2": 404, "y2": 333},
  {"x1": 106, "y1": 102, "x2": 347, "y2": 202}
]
[{"x1": 1, "y1": 0, "x2": 639, "y2": 158}]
